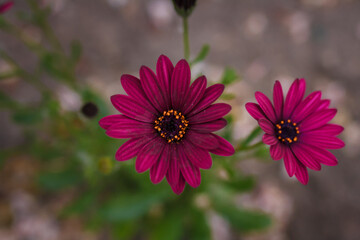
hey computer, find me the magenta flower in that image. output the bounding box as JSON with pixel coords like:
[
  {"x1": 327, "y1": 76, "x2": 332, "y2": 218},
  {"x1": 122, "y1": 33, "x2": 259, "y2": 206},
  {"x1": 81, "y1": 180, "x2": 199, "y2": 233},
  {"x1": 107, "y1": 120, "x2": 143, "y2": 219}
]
[
  {"x1": 246, "y1": 78, "x2": 345, "y2": 184},
  {"x1": 0, "y1": 1, "x2": 13, "y2": 14},
  {"x1": 99, "y1": 55, "x2": 234, "y2": 194}
]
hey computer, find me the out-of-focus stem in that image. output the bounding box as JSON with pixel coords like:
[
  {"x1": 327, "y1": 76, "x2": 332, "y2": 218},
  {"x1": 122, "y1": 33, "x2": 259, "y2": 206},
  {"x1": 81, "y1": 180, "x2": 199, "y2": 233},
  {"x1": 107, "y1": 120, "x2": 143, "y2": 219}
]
[
  {"x1": 235, "y1": 126, "x2": 263, "y2": 152},
  {"x1": 236, "y1": 141, "x2": 263, "y2": 152},
  {"x1": 0, "y1": 50, "x2": 48, "y2": 93},
  {"x1": 182, "y1": 17, "x2": 190, "y2": 61}
]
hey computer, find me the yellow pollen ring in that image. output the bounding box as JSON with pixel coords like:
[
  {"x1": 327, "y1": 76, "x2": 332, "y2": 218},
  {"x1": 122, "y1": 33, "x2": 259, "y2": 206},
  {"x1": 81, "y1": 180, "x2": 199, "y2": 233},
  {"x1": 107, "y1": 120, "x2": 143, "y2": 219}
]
[
  {"x1": 276, "y1": 119, "x2": 301, "y2": 144},
  {"x1": 154, "y1": 109, "x2": 188, "y2": 143}
]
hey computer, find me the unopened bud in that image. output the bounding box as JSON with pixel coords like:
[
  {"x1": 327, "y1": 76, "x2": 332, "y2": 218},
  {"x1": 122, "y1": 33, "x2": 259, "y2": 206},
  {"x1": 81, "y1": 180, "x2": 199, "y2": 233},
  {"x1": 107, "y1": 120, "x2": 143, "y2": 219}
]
[{"x1": 172, "y1": 0, "x2": 197, "y2": 18}]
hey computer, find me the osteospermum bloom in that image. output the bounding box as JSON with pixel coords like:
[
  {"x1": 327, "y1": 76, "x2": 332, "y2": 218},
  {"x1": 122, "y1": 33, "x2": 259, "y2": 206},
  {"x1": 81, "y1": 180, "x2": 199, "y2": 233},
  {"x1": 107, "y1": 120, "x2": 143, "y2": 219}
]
[
  {"x1": 0, "y1": 1, "x2": 13, "y2": 14},
  {"x1": 99, "y1": 55, "x2": 234, "y2": 194},
  {"x1": 246, "y1": 78, "x2": 345, "y2": 184}
]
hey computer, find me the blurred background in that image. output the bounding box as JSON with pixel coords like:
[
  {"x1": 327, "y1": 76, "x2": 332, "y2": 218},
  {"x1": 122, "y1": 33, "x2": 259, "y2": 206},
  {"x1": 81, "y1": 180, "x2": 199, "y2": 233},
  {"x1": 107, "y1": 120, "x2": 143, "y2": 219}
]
[{"x1": 0, "y1": 0, "x2": 359, "y2": 239}]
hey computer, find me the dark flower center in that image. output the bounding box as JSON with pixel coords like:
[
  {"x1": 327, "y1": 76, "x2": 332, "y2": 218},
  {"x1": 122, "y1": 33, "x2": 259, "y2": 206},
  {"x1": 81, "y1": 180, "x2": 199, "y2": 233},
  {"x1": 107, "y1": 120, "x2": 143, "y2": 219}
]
[
  {"x1": 275, "y1": 119, "x2": 300, "y2": 144},
  {"x1": 154, "y1": 110, "x2": 189, "y2": 143}
]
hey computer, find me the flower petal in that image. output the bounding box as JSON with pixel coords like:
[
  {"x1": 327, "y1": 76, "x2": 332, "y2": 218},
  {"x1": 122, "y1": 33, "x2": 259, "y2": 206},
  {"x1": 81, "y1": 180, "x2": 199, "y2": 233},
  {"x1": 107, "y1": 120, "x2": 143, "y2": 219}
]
[
  {"x1": 140, "y1": 66, "x2": 166, "y2": 112},
  {"x1": 209, "y1": 134, "x2": 235, "y2": 156},
  {"x1": 317, "y1": 99, "x2": 330, "y2": 111},
  {"x1": 171, "y1": 59, "x2": 191, "y2": 110},
  {"x1": 283, "y1": 147, "x2": 296, "y2": 177},
  {"x1": 270, "y1": 143, "x2": 285, "y2": 160},
  {"x1": 295, "y1": 161, "x2": 309, "y2": 185},
  {"x1": 0, "y1": 1, "x2": 13, "y2": 14},
  {"x1": 166, "y1": 147, "x2": 180, "y2": 186},
  {"x1": 183, "y1": 141, "x2": 212, "y2": 169},
  {"x1": 245, "y1": 102, "x2": 266, "y2": 121},
  {"x1": 283, "y1": 78, "x2": 306, "y2": 119},
  {"x1": 258, "y1": 118, "x2": 274, "y2": 134},
  {"x1": 150, "y1": 144, "x2": 170, "y2": 184},
  {"x1": 303, "y1": 124, "x2": 344, "y2": 136},
  {"x1": 121, "y1": 74, "x2": 157, "y2": 113},
  {"x1": 255, "y1": 91, "x2": 277, "y2": 123},
  {"x1": 106, "y1": 118, "x2": 153, "y2": 138},
  {"x1": 178, "y1": 145, "x2": 201, "y2": 188},
  {"x1": 156, "y1": 55, "x2": 174, "y2": 108},
  {"x1": 191, "y1": 118, "x2": 227, "y2": 133},
  {"x1": 273, "y1": 80, "x2": 284, "y2": 120},
  {"x1": 115, "y1": 135, "x2": 156, "y2": 161},
  {"x1": 300, "y1": 134, "x2": 345, "y2": 149},
  {"x1": 263, "y1": 134, "x2": 278, "y2": 145},
  {"x1": 291, "y1": 91, "x2": 321, "y2": 123},
  {"x1": 135, "y1": 138, "x2": 165, "y2": 173},
  {"x1": 99, "y1": 114, "x2": 127, "y2": 130},
  {"x1": 291, "y1": 144, "x2": 321, "y2": 170},
  {"x1": 189, "y1": 103, "x2": 231, "y2": 124},
  {"x1": 183, "y1": 76, "x2": 207, "y2": 114},
  {"x1": 301, "y1": 143, "x2": 338, "y2": 166},
  {"x1": 300, "y1": 108, "x2": 337, "y2": 132},
  {"x1": 190, "y1": 84, "x2": 224, "y2": 116},
  {"x1": 168, "y1": 174, "x2": 186, "y2": 195},
  {"x1": 111, "y1": 94, "x2": 154, "y2": 122},
  {"x1": 186, "y1": 131, "x2": 219, "y2": 150}
]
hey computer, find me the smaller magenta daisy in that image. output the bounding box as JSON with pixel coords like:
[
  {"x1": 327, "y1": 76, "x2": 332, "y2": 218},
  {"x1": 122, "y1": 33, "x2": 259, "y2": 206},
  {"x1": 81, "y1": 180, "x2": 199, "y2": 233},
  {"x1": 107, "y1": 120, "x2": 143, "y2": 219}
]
[
  {"x1": 0, "y1": 1, "x2": 13, "y2": 14},
  {"x1": 99, "y1": 55, "x2": 234, "y2": 194},
  {"x1": 246, "y1": 78, "x2": 345, "y2": 184}
]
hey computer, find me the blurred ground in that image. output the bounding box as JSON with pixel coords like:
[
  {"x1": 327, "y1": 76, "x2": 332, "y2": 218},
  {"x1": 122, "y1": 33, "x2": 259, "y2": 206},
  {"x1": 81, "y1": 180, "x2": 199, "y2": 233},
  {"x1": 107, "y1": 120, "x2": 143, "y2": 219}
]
[{"x1": 1, "y1": 0, "x2": 360, "y2": 239}]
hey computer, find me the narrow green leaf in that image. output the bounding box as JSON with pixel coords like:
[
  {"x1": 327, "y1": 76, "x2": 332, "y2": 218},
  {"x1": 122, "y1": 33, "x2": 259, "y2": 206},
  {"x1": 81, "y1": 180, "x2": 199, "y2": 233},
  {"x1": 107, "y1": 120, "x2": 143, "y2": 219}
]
[
  {"x1": 222, "y1": 176, "x2": 256, "y2": 193},
  {"x1": 220, "y1": 93, "x2": 236, "y2": 100},
  {"x1": 191, "y1": 44, "x2": 210, "y2": 65},
  {"x1": 221, "y1": 67, "x2": 239, "y2": 85},
  {"x1": 239, "y1": 126, "x2": 262, "y2": 149},
  {"x1": 62, "y1": 191, "x2": 96, "y2": 216}
]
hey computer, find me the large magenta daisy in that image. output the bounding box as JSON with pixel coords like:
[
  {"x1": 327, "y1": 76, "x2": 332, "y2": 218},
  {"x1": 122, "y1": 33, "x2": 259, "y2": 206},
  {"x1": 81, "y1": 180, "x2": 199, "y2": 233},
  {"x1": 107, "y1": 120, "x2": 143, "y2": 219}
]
[
  {"x1": 99, "y1": 55, "x2": 234, "y2": 194},
  {"x1": 246, "y1": 78, "x2": 345, "y2": 184}
]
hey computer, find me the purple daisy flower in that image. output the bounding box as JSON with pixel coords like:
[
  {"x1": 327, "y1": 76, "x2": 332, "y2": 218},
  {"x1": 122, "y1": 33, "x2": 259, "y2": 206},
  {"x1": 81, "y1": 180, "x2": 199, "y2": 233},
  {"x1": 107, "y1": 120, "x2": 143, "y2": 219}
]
[
  {"x1": 0, "y1": 1, "x2": 13, "y2": 14},
  {"x1": 99, "y1": 55, "x2": 234, "y2": 194},
  {"x1": 246, "y1": 78, "x2": 345, "y2": 184}
]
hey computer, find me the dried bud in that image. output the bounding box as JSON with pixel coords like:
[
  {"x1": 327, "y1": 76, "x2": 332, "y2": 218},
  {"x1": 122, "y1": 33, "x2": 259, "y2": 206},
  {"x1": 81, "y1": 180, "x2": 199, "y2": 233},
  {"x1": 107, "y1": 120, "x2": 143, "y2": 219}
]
[
  {"x1": 81, "y1": 102, "x2": 98, "y2": 118},
  {"x1": 172, "y1": 0, "x2": 197, "y2": 18},
  {"x1": 0, "y1": 1, "x2": 13, "y2": 14}
]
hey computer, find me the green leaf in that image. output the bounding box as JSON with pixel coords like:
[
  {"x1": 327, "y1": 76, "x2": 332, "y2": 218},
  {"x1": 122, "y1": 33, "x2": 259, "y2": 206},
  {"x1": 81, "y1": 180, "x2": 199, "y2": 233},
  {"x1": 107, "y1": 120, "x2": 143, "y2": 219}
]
[
  {"x1": 61, "y1": 191, "x2": 96, "y2": 216},
  {"x1": 215, "y1": 204, "x2": 271, "y2": 232},
  {"x1": 191, "y1": 44, "x2": 210, "y2": 65},
  {"x1": 40, "y1": 52, "x2": 70, "y2": 80},
  {"x1": 223, "y1": 176, "x2": 256, "y2": 193},
  {"x1": 239, "y1": 126, "x2": 262, "y2": 149},
  {"x1": 187, "y1": 209, "x2": 211, "y2": 240},
  {"x1": 37, "y1": 169, "x2": 82, "y2": 191},
  {"x1": 12, "y1": 108, "x2": 42, "y2": 125},
  {"x1": 99, "y1": 192, "x2": 167, "y2": 222},
  {"x1": 221, "y1": 67, "x2": 239, "y2": 85},
  {"x1": 150, "y1": 211, "x2": 183, "y2": 240},
  {"x1": 112, "y1": 221, "x2": 138, "y2": 239}
]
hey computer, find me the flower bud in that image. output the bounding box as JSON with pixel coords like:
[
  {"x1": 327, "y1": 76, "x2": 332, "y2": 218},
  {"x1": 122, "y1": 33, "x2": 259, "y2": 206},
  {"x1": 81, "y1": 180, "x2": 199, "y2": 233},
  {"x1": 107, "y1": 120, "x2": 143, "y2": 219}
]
[
  {"x1": 172, "y1": 0, "x2": 197, "y2": 18},
  {"x1": 81, "y1": 102, "x2": 98, "y2": 118}
]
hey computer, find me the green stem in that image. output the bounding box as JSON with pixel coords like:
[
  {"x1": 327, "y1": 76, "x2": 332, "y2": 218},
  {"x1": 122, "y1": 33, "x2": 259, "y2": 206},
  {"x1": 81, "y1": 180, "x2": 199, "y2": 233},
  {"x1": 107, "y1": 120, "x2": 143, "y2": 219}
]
[
  {"x1": 0, "y1": 50, "x2": 48, "y2": 93},
  {"x1": 236, "y1": 141, "x2": 263, "y2": 152},
  {"x1": 182, "y1": 17, "x2": 190, "y2": 61}
]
